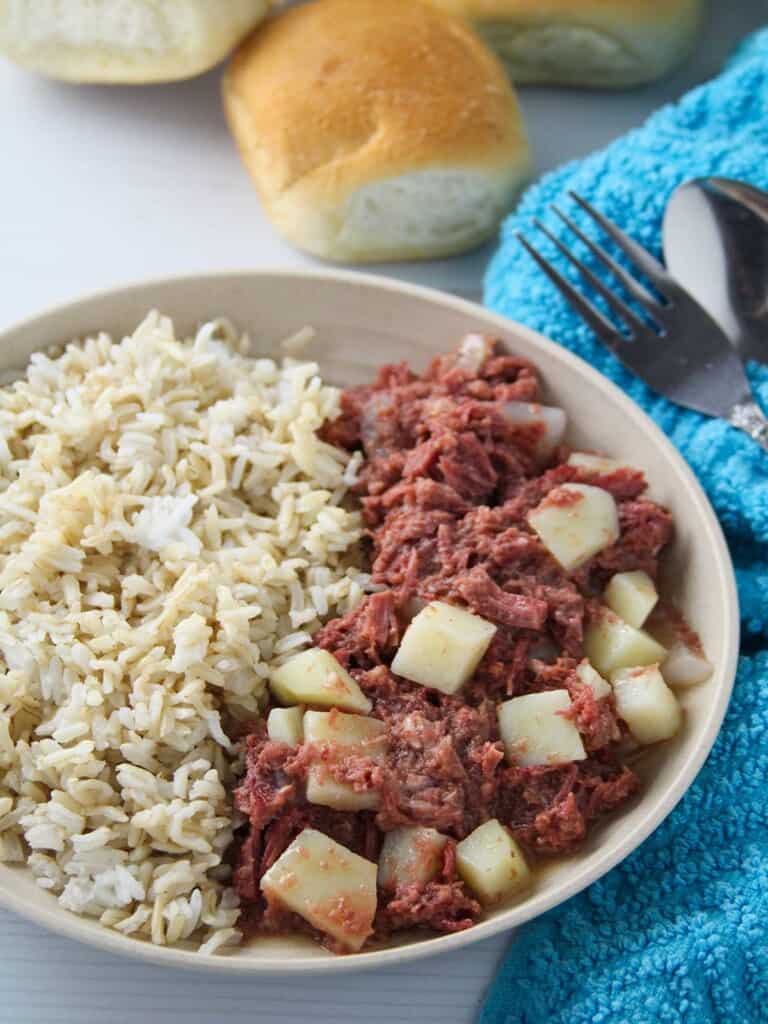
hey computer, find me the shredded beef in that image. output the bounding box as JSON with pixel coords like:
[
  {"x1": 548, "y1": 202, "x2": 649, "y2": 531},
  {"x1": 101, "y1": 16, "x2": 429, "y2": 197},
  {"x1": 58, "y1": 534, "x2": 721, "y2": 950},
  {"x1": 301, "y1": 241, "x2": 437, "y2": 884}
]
[
  {"x1": 314, "y1": 591, "x2": 403, "y2": 670},
  {"x1": 565, "y1": 684, "x2": 622, "y2": 752},
  {"x1": 375, "y1": 699, "x2": 503, "y2": 838},
  {"x1": 496, "y1": 758, "x2": 640, "y2": 854},
  {"x1": 591, "y1": 500, "x2": 673, "y2": 581},
  {"x1": 234, "y1": 336, "x2": 680, "y2": 952},
  {"x1": 450, "y1": 567, "x2": 548, "y2": 631},
  {"x1": 378, "y1": 881, "x2": 480, "y2": 935}
]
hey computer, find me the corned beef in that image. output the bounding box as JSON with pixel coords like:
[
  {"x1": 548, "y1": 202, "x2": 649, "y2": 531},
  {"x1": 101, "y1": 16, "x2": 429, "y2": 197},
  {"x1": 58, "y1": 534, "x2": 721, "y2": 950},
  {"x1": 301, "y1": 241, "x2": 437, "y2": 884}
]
[{"x1": 234, "y1": 337, "x2": 678, "y2": 952}]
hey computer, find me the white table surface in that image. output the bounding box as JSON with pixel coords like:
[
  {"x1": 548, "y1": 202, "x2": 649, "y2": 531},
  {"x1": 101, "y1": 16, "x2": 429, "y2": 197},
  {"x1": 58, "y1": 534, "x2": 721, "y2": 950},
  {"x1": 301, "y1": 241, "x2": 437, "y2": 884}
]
[{"x1": 0, "y1": 4, "x2": 764, "y2": 1022}]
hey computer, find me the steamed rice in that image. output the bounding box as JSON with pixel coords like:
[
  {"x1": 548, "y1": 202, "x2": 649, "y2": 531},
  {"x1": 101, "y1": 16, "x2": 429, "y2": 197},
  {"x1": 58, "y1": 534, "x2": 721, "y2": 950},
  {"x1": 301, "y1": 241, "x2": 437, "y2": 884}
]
[{"x1": 0, "y1": 311, "x2": 369, "y2": 951}]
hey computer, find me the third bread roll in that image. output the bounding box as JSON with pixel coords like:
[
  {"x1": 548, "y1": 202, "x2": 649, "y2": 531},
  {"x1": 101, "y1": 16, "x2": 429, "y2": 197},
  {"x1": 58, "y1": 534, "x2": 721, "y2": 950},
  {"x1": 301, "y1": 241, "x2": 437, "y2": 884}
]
[
  {"x1": 223, "y1": 0, "x2": 530, "y2": 263},
  {"x1": 423, "y1": 0, "x2": 703, "y2": 87},
  {"x1": 0, "y1": 0, "x2": 272, "y2": 83}
]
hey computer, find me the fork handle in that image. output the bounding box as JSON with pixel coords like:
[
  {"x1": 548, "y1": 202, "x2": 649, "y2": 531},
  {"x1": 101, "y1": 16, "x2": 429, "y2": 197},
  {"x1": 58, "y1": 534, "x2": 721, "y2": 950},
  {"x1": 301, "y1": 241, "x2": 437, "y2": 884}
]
[{"x1": 729, "y1": 400, "x2": 768, "y2": 451}]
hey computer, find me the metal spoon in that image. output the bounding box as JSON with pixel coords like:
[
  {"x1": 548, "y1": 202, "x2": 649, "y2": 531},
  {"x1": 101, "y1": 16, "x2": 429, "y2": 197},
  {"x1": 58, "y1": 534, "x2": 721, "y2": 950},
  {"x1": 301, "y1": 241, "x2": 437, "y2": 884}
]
[{"x1": 662, "y1": 177, "x2": 768, "y2": 365}]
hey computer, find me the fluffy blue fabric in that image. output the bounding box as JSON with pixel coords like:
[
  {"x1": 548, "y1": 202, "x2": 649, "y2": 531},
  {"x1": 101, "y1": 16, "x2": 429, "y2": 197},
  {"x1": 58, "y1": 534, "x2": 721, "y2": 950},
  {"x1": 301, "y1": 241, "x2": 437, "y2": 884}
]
[{"x1": 481, "y1": 30, "x2": 768, "y2": 1024}]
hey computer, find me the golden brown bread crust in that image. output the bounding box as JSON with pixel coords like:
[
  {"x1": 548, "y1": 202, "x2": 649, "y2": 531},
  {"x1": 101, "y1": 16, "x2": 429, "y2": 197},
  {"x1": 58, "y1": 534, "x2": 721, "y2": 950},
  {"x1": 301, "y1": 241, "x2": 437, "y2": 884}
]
[{"x1": 222, "y1": 0, "x2": 530, "y2": 261}]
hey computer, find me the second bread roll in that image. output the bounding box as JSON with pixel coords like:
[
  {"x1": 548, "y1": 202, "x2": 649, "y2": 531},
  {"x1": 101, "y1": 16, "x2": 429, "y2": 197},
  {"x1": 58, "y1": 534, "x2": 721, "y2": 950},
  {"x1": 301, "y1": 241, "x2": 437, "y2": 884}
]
[
  {"x1": 223, "y1": 0, "x2": 531, "y2": 263},
  {"x1": 423, "y1": 1, "x2": 702, "y2": 87}
]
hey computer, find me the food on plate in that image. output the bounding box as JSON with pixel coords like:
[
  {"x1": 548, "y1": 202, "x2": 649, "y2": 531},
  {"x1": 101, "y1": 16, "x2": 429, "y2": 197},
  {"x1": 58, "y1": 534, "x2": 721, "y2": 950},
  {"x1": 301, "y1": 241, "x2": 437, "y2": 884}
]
[
  {"x1": 567, "y1": 451, "x2": 629, "y2": 474},
  {"x1": 260, "y1": 828, "x2": 377, "y2": 951},
  {"x1": 222, "y1": 0, "x2": 530, "y2": 263},
  {"x1": 378, "y1": 827, "x2": 448, "y2": 891},
  {"x1": 0, "y1": 322, "x2": 712, "y2": 956},
  {"x1": 527, "y1": 482, "x2": 619, "y2": 571},
  {"x1": 646, "y1": 607, "x2": 713, "y2": 688},
  {"x1": 420, "y1": 0, "x2": 703, "y2": 87},
  {"x1": 233, "y1": 332, "x2": 710, "y2": 954},
  {"x1": 575, "y1": 659, "x2": 611, "y2": 699},
  {"x1": 604, "y1": 570, "x2": 658, "y2": 629},
  {"x1": 455, "y1": 819, "x2": 530, "y2": 905},
  {"x1": 391, "y1": 601, "x2": 497, "y2": 694},
  {"x1": 0, "y1": 0, "x2": 272, "y2": 83},
  {"x1": 270, "y1": 647, "x2": 372, "y2": 714},
  {"x1": 303, "y1": 710, "x2": 388, "y2": 811},
  {"x1": 501, "y1": 400, "x2": 566, "y2": 457},
  {"x1": 0, "y1": 312, "x2": 367, "y2": 953},
  {"x1": 498, "y1": 690, "x2": 587, "y2": 766},
  {"x1": 584, "y1": 608, "x2": 668, "y2": 677},
  {"x1": 266, "y1": 706, "x2": 304, "y2": 747},
  {"x1": 657, "y1": 641, "x2": 713, "y2": 689},
  {"x1": 611, "y1": 666, "x2": 682, "y2": 745}
]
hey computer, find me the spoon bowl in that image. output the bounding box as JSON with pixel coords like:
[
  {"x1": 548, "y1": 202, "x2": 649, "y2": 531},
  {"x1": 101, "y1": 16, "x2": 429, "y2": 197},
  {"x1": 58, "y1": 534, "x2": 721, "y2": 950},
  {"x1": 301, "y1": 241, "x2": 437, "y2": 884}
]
[{"x1": 663, "y1": 177, "x2": 768, "y2": 364}]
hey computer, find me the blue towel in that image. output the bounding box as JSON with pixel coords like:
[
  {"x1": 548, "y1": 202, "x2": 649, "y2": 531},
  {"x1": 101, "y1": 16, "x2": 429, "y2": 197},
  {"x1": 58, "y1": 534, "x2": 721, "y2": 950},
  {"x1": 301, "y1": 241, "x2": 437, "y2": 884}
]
[{"x1": 482, "y1": 29, "x2": 768, "y2": 1024}]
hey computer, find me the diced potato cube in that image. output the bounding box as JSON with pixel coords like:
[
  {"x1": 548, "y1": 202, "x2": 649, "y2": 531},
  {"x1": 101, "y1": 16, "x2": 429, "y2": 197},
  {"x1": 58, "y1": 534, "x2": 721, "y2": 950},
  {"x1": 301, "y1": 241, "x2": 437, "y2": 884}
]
[
  {"x1": 391, "y1": 601, "x2": 496, "y2": 695},
  {"x1": 528, "y1": 483, "x2": 619, "y2": 571},
  {"x1": 267, "y1": 706, "x2": 304, "y2": 747},
  {"x1": 575, "y1": 659, "x2": 611, "y2": 699},
  {"x1": 260, "y1": 828, "x2": 377, "y2": 951},
  {"x1": 567, "y1": 452, "x2": 629, "y2": 474},
  {"x1": 304, "y1": 710, "x2": 387, "y2": 812},
  {"x1": 378, "y1": 827, "x2": 448, "y2": 891},
  {"x1": 604, "y1": 571, "x2": 658, "y2": 628},
  {"x1": 498, "y1": 690, "x2": 586, "y2": 766},
  {"x1": 269, "y1": 648, "x2": 371, "y2": 714},
  {"x1": 611, "y1": 665, "x2": 682, "y2": 745},
  {"x1": 305, "y1": 766, "x2": 381, "y2": 811},
  {"x1": 645, "y1": 613, "x2": 713, "y2": 689},
  {"x1": 584, "y1": 608, "x2": 668, "y2": 678},
  {"x1": 456, "y1": 819, "x2": 530, "y2": 905},
  {"x1": 456, "y1": 333, "x2": 491, "y2": 372},
  {"x1": 660, "y1": 643, "x2": 713, "y2": 689},
  {"x1": 303, "y1": 710, "x2": 387, "y2": 755},
  {"x1": 501, "y1": 401, "x2": 567, "y2": 457}
]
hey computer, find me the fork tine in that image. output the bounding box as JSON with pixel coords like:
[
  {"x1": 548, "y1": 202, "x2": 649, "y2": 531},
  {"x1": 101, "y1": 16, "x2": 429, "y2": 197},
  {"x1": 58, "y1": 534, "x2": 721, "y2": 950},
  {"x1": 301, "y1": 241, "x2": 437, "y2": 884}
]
[
  {"x1": 533, "y1": 219, "x2": 651, "y2": 340},
  {"x1": 568, "y1": 192, "x2": 676, "y2": 300},
  {"x1": 550, "y1": 205, "x2": 662, "y2": 317},
  {"x1": 516, "y1": 232, "x2": 630, "y2": 359}
]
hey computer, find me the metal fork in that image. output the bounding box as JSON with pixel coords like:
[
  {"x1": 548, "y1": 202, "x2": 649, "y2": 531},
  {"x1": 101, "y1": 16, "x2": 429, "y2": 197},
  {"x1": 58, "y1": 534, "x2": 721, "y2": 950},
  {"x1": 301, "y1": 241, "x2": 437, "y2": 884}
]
[{"x1": 517, "y1": 192, "x2": 768, "y2": 452}]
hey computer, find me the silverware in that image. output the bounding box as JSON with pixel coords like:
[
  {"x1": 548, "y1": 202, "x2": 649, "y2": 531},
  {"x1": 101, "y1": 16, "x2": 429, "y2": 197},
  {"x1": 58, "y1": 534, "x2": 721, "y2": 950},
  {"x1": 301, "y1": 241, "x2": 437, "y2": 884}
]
[
  {"x1": 663, "y1": 177, "x2": 768, "y2": 365},
  {"x1": 517, "y1": 192, "x2": 768, "y2": 452}
]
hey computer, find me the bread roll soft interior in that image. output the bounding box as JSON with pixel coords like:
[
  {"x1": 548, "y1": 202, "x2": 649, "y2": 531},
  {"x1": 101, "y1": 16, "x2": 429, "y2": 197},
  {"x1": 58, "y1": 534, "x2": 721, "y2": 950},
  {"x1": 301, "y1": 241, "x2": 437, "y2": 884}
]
[
  {"x1": 422, "y1": 0, "x2": 702, "y2": 86},
  {"x1": 0, "y1": 0, "x2": 272, "y2": 83},
  {"x1": 223, "y1": 0, "x2": 531, "y2": 263}
]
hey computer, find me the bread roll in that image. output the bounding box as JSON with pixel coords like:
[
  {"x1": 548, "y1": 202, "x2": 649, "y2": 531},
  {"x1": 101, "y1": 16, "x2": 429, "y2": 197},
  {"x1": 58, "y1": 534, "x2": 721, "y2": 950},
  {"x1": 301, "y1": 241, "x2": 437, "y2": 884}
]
[
  {"x1": 0, "y1": 0, "x2": 272, "y2": 83},
  {"x1": 422, "y1": 0, "x2": 702, "y2": 87},
  {"x1": 223, "y1": 0, "x2": 531, "y2": 263}
]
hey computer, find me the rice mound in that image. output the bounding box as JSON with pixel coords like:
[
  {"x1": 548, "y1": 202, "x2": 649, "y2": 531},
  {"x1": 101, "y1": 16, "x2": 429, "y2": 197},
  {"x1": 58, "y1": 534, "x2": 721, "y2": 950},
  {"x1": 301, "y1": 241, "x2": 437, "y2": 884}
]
[{"x1": 0, "y1": 312, "x2": 368, "y2": 952}]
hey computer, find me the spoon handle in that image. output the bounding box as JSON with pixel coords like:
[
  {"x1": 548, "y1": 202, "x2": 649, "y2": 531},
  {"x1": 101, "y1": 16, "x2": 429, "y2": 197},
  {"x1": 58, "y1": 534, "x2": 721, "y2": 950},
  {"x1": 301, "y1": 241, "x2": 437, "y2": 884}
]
[{"x1": 729, "y1": 400, "x2": 768, "y2": 451}]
